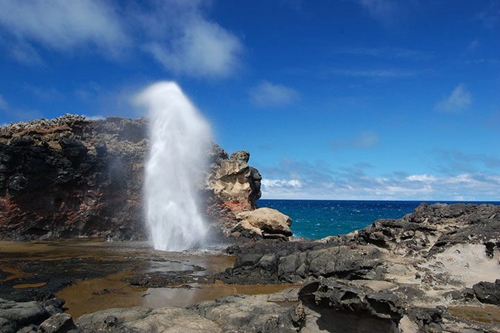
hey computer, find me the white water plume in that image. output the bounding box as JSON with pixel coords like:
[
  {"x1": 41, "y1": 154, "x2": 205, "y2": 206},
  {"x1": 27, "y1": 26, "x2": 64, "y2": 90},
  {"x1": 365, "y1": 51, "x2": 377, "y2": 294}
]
[{"x1": 136, "y1": 81, "x2": 211, "y2": 251}]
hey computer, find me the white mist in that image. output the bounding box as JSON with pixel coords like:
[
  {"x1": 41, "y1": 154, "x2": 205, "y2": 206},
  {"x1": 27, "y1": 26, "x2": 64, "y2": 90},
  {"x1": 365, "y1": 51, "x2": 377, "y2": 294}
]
[{"x1": 136, "y1": 82, "x2": 211, "y2": 251}]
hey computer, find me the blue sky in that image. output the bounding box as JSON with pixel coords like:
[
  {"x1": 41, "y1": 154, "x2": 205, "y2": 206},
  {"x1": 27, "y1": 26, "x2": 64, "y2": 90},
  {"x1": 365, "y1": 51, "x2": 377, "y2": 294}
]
[{"x1": 0, "y1": 0, "x2": 499, "y2": 201}]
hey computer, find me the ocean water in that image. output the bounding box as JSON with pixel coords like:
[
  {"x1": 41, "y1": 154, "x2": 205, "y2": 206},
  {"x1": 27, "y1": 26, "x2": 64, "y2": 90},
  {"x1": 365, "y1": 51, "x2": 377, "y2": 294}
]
[{"x1": 257, "y1": 199, "x2": 500, "y2": 239}]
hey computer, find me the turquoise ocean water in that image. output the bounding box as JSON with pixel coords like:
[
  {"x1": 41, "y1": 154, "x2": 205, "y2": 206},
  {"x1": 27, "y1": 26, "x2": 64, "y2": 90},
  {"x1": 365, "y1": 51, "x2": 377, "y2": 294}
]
[{"x1": 257, "y1": 199, "x2": 500, "y2": 239}]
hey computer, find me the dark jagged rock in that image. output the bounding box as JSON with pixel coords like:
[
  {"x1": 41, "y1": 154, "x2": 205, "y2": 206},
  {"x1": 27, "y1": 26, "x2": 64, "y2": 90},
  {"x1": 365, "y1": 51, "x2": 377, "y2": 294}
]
[
  {"x1": 217, "y1": 203, "x2": 500, "y2": 332},
  {"x1": 357, "y1": 202, "x2": 500, "y2": 256},
  {"x1": 298, "y1": 277, "x2": 404, "y2": 332},
  {"x1": 0, "y1": 297, "x2": 66, "y2": 333},
  {"x1": 473, "y1": 280, "x2": 500, "y2": 305}
]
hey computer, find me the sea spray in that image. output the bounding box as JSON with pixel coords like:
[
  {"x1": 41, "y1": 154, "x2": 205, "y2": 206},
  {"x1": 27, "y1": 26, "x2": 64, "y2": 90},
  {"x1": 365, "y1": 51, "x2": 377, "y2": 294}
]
[{"x1": 136, "y1": 82, "x2": 212, "y2": 251}]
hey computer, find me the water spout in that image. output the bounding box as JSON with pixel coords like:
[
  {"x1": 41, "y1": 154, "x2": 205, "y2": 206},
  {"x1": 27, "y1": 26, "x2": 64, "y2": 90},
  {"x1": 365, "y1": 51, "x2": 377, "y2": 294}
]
[{"x1": 136, "y1": 82, "x2": 211, "y2": 251}]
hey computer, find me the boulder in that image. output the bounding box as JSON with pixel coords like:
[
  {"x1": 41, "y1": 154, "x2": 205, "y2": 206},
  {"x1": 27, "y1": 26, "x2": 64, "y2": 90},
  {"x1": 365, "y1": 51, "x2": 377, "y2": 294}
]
[{"x1": 233, "y1": 207, "x2": 292, "y2": 240}]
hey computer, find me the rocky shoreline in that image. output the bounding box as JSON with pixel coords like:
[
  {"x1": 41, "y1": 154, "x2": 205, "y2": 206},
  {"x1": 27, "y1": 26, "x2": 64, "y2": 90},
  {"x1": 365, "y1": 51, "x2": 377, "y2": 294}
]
[
  {"x1": 1, "y1": 116, "x2": 499, "y2": 332},
  {"x1": 0, "y1": 115, "x2": 294, "y2": 244},
  {"x1": 1, "y1": 203, "x2": 499, "y2": 332}
]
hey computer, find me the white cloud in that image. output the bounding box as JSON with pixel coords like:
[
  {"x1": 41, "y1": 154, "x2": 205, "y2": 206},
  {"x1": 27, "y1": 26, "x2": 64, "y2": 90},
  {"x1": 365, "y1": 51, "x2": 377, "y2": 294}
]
[
  {"x1": 406, "y1": 174, "x2": 437, "y2": 182},
  {"x1": 444, "y1": 174, "x2": 474, "y2": 184},
  {"x1": 262, "y1": 179, "x2": 303, "y2": 188},
  {"x1": 435, "y1": 84, "x2": 472, "y2": 113},
  {"x1": 250, "y1": 81, "x2": 299, "y2": 107},
  {"x1": 143, "y1": 19, "x2": 242, "y2": 78},
  {"x1": 0, "y1": 0, "x2": 129, "y2": 60}
]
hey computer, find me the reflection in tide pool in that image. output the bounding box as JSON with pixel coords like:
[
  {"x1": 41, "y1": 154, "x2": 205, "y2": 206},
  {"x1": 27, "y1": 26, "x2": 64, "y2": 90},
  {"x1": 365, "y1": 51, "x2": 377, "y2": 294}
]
[{"x1": 0, "y1": 240, "x2": 296, "y2": 319}]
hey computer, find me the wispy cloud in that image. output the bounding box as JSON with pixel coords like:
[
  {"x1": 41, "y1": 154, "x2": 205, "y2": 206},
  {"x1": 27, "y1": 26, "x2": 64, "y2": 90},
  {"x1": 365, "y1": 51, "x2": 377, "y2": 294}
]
[
  {"x1": 0, "y1": 94, "x2": 8, "y2": 112},
  {"x1": 406, "y1": 174, "x2": 437, "y2": 182},
  {"x1": 474, "y1": 1, "x2": 500, "y2": 29},
  {"x1": 7, "y1": 40, "x2": 45, "y2": 66},
  {"x1": 250, "y1": 81, "x2": 299, "y2": 107},
  {"x1": 279, "y1": 0, "x2": 304, "y2": 11},
  {"x1": 0, "y1": 0, "x2": 243, "y2": 78},
  {"x1": 433, "y1": 149, "x2": 500, "y2": 174},
  {"x1": 23, "y1": 85, "x2": 64, "y2": 102},
  {"x1": 434, "y1": 84, "x2": 472, "y2": 113},
  {"x1": 330, "y1": 131, "x2": 380, "y2": 150},
  {"x1": 329, "y1": 68, "x2": 417, "y2": 78},
  {"x1": 0, "y1": 93, "x2": 43, "y2": 121},
  {"x1": 357, "y1": 0, "x2": 417, "y2": 26},
  {"x1": 331, "y1": 47, "x2": 432, "y2": 61},
  {"x1": 74, "y1": 82, "x2": 102, "y2": 101}
]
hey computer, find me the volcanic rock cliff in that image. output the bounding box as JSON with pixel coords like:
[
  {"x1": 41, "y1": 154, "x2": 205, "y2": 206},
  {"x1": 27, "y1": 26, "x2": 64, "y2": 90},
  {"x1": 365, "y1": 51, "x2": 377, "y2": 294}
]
[{"x1": 0, "y1": 115, "x2": 264, "y2": 241}]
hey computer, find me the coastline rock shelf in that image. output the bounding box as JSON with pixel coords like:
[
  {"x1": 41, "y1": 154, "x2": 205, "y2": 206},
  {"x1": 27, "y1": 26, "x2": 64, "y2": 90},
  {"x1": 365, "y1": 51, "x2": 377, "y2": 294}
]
[
  {"x1": 218, "y1": 202, "x2": 500, "y2": 332},
  {"x1": 1, "y1": 203, "x2": 499, "y2": 332}
]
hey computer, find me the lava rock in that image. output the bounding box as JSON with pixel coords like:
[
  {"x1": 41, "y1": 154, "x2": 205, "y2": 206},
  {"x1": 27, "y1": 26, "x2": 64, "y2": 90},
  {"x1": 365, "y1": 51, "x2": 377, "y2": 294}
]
[{"x1": 472, "y1": 279, "x2": 500, "y2": 305}]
